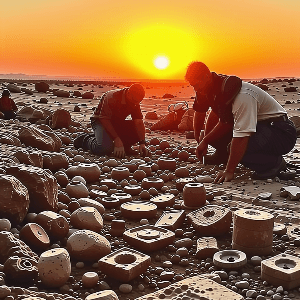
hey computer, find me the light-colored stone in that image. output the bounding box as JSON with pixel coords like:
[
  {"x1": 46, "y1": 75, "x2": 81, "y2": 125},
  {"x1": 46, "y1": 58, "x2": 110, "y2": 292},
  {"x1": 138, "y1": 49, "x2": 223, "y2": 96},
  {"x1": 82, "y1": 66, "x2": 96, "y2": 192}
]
[
  {"x1": 70, "y1": 207, "x2": 103, "y2": 232},
  {"x1": 67, "y1": 229, "x2": 111, "y2": 261},
  {"x1": 18, "y1": 125, "x2": 60, "y2": 151},
  {"x1": 38, "y1": 248, "x2": 71, "y2": 287}
]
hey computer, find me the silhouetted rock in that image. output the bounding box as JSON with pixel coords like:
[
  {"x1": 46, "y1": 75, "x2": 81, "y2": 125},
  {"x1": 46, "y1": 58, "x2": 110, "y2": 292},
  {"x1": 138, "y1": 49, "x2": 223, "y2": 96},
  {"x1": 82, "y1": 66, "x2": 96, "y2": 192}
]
[{"x1": 35, "y1": 82, "x2": 49, "y2": 93}]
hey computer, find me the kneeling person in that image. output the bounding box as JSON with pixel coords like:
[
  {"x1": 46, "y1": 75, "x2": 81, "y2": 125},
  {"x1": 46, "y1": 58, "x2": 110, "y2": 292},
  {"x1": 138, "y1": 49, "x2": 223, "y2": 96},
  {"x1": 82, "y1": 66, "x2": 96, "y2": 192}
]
[{"x1": 74, "y1": 83, "x2": 150, "y2": 158}]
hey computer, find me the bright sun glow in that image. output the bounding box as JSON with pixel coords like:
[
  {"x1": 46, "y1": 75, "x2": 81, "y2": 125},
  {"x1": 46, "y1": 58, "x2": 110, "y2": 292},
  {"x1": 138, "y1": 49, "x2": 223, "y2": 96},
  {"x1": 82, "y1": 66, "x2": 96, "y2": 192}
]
[
  {"x1": 154, "y1": 56, "x2": 170, "y2": 70},
  {"x1": 123, "y1": 24, "x2": 198, "y2": 79}
]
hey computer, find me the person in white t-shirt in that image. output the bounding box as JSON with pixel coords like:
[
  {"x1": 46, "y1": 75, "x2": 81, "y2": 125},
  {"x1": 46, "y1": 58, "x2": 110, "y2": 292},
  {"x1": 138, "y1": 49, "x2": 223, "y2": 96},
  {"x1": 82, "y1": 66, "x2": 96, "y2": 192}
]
[{"x1": 185, "y1": 61, "x2": 297, "y2": 182}]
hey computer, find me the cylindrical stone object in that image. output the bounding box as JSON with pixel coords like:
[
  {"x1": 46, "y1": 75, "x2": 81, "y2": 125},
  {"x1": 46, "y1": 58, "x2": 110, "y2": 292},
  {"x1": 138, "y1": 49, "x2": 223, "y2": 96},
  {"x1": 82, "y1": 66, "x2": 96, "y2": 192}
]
[
  {"x1": 38, "y1": 248, "x2": 71, "y2": 287},
  {"x1": 232, "y1": 209, "x2": 274, "y2": 256},
  {"x1": 182, "y1": 182, "x2": 206, "y2": 208}
]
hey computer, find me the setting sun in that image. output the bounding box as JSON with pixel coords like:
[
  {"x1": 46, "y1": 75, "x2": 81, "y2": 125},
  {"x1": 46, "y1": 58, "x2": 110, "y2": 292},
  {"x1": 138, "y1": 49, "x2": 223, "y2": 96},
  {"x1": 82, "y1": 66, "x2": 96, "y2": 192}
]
[
  {"x1": 122, "y1": 24, "x2": 199, "y2": 79},
  {"x1": 154, "y1": 56, "x2": 170, "y2": 70}
]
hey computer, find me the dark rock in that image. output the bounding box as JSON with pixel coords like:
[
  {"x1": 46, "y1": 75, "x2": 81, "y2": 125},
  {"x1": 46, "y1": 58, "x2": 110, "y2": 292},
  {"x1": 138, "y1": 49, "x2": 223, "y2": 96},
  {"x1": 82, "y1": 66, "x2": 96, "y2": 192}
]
[
  {"x1": 35, "y1": 82, "x2": 49, "y2": 93},
  {"x1": 82, "y1": 92, "x2": 94, "y2": 99},
  {"x1": 284, "y1": 87, "x2": 297, "y2": 92}
]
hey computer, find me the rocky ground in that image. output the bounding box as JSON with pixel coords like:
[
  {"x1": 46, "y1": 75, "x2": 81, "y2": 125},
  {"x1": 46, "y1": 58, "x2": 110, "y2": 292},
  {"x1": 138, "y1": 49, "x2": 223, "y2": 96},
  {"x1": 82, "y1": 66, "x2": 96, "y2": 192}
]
[{"x1": 0, "y1": 78, "x2": 300, "y2": 300}]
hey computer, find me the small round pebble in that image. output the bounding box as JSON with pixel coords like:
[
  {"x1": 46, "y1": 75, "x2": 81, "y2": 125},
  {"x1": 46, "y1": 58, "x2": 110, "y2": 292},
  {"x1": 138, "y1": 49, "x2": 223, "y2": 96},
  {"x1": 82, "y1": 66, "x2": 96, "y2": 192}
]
[
  {"x1": 140, "y1": 219, "x2": 149, "y2": 225},
  {"x1": 250, "y1": 256, "x2": 262, "y2": 266},
  {"x1": 76, "y1": 262, "x2": 85, "y2": 268},
  {"x1": 119, "y1": 283, "x2": 133, "y2": 293}
]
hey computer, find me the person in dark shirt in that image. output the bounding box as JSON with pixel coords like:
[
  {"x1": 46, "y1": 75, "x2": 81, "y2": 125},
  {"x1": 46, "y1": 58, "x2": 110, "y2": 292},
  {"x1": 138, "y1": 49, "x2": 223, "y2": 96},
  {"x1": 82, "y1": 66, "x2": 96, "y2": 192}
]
[
  {"x1": 185, "y1": 61, "x2": 296, "y2": 182},
  {"x1": 0, "y1": 89, "x2": 18, "y2": 120},
  {"x1": 74, "y1": 83, "x2": 150, "y2": 158}
]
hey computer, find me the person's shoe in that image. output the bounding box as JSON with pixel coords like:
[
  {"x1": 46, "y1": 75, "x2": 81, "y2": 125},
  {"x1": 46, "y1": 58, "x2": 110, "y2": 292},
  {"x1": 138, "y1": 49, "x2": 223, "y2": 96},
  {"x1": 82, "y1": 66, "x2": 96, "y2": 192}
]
[
  {"x1": 74, "y1": 133, "x2": 87, "y2": 149},
  {"x1": 252, "y1": 158, "x2": 287, "y2": 180},
  {"x1": 204, "y1": 150, "x2": 229, "y2": 165},
  {"x1": 74, "y1": 133, "x2": 94, "y2": 150}
]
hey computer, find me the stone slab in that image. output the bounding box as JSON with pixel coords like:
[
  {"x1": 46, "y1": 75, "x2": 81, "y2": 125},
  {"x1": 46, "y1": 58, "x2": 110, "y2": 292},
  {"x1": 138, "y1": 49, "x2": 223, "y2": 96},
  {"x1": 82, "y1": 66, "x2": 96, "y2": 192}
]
[{"x1": 136, "y1": 275, "x2": 244, "y2": 299}]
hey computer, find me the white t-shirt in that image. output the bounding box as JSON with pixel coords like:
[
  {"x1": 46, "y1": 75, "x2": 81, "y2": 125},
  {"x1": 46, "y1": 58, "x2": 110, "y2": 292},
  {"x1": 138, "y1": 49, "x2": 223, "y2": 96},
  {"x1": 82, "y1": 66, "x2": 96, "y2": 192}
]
[{"x1": 232, "y1": 82, "x2": 287, "y2": 138}]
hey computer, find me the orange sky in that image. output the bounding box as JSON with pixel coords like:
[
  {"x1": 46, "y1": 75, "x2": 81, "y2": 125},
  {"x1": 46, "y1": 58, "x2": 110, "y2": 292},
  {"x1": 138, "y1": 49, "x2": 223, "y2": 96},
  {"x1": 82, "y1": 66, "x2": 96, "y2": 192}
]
[{"x1": 1, "y1": 0, "x2": 300, "y2": 80}]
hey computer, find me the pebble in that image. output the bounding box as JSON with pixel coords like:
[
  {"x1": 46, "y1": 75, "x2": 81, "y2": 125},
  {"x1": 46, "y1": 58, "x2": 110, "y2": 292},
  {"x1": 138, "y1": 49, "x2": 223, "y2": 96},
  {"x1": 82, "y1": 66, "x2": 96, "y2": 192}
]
[
  {"x1": 140, "y1": 219, "x2": 149, "y2": 225},
  {"x1": 176, "y1": 247, "x2": 189, "y2": 257},
  {"x1": 162, "y1": 261, "x2": 173, "y2": 268},
  {"x1": 250, "y1": 256, "x2": 262, "y2": 266},
  {"x1": 235, "y1": 281, "x2": 250, "y2": 289},
  {"x1": 240, "y1": 273, "x2": 250, "y2": 279},
  {"x1": 76, "y1": 262, "x2": 85, "y2": 268},
  {"x1": 98, "y1": 280, "x2": 110, "y2": 290},
  {"x1": 273, "y1": 294, "x2": 282, "y2": 300},
  {"x1": 246, "y1": 290, "x2": 258, "y2": 298},
  {"x1": 213, "y1": 270, "x2": 228, "y2": 280},
  {"x1": 276, "y1": 286, "x2": 284, "y2": 293},
  {"x1": 119, "y1": 283, "x2": 132, "y2": 293}
]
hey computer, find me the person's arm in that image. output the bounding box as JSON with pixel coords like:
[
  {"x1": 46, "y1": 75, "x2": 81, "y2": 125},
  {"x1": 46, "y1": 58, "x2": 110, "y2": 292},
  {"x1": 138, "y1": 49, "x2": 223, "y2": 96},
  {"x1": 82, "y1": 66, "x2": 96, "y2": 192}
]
[
  {"x1": 100, "y1": 118, "x2": 125, "y2": 157},
  {"x1": 196, "y1": 121, "x2": 233, "y2": 160},
  {"x1": 193, "y1": 111, "x2": 206, "y2": 143},
  {"x1": 133, "y1": 119, "x2": 150, "y2": 157},
  {"x1": 133, "y1": 119, "x2": 145, "y2": 141},
  {"x1": 214, "y1": 136, "x2": 250, "y2": 183}
]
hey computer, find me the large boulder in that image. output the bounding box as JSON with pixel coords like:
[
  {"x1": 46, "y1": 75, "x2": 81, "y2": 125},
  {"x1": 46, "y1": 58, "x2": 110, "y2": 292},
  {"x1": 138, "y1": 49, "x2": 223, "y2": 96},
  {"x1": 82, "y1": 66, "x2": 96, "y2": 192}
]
[
  {"x1": 7, "y1": 84, "x2": 21, "y2": 93},
  {"x1": 18, "y1": 125, "x2": 60, "y2": 152},
  {"x1": 17, "y1": 106, "x2": 45, "y2": 123},
  {"x1": 43, "y1": 152, "x2": 69, "y2": 172},
  {"x1": 13, "y1": 149, "x2": 43, "y2": 168},
  {"x1": 82, "y1": 92, "x2": 94, "y2": 99},
  {"x1": 49, "y1": 109, "x2": 71, "y2": 129},
  {"x1": 35, "y1": 82, "x2": 49, "y2": 93},
  {"x1": 0, "y1": 174, "x2": 30, "y2": 224},
  {"x1": 67, "y1": 230, "x2": 111, "y2": 261},
  {"x1": 0, "y1": 133, "x2": 21, "y2": 146},
  {"x1": 6, "y1": 165, "x2": 59, "y2": 213},
  {"x1": 0, "y1": 231, "x2": 39, "y2": 264},
  {"x1": 21, "y1": 88, "x2": 34, "y2": 95},
  {"x1": 53, "y1": 90, "x2": 70, "y2": 98}
]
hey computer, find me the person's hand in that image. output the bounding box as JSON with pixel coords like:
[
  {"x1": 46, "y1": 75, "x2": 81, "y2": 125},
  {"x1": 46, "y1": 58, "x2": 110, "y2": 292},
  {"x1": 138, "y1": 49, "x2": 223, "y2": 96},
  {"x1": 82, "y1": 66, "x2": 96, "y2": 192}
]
[
  {"x1": 114, "y1": 146, "x2": 125, "y2": 158},
  {"x1": 214, "y1": 170, "x2": 234, "y2": 183},
  {"x1": 139, "y1": 144, "x2": 151, "y2": 157},
  {"x1": 114, "y1": 137, "x2": 125, "y2": 158},
  {"x1": 196, "y1": 140, "x2": 208, "y2": 162}
]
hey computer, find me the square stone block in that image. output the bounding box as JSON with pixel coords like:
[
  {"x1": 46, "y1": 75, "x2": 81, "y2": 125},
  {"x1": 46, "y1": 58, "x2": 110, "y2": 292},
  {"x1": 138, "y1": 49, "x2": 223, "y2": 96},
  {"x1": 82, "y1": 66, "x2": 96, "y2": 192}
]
[
  {"x1": 98, "y1": 247, "x2": 151, "y2": 282},
  {"x1": 261, "y1": 253, "x2": 300, "y2": 290},
  {"x1": 187, "y1": 205, "x2": 232, "y2": 236},
  {"x1": 154, "y1": 210, "x2": 185, "y2": 231},
  {"x1": 136, "y1": 275, "x2": 243, "y2": 299},
  {"x1": 196, "y1": 237, "x2": 219, "y2": 260},
  {"x1": 123, "y1": 225, "x2": 175, "y2": 252}
]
